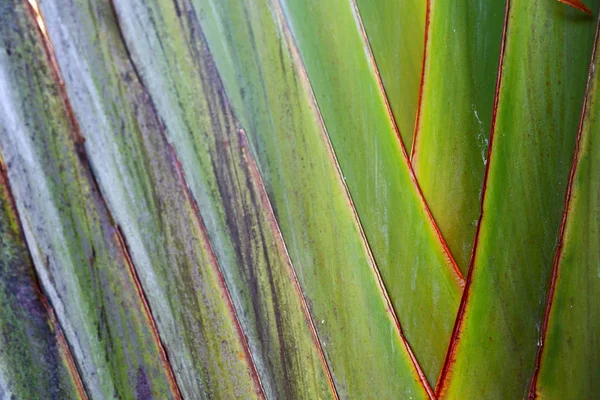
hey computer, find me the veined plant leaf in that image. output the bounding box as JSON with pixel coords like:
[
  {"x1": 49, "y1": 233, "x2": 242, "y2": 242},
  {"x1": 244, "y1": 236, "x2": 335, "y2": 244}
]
[
  {"x1": 0, "y1": 160, "x2": 84, "y2": 399},
  {"x1": 112, "y1": 0, "x2": 435, "y2": 397},
  {"x1": 354, "y1": 0, "x2": 426, "y2": 148},
  {"x1": 0, "y1": 1, "x2": 180, "y2": 397},
  {"x1": 437, "y1": 0, "x2": 599, "y2": 398},
  {"x1": 36, "y1": 0, "x2": 274, "y2": 397},
  {"x1": 278, "y1": 0, "x2": 464, "y2": 384},
  {"x1": 59, "y1": 0, "x2": 344, "y2": 397},
  {"x1": 530, "y1": 14, "x2": 600, "y2": 398},
  {"x1": 55, "y1": 0, "x2": 335, "y2": 398},
  {"x1": 410, "y1": 0, "x2": 505, "y2": 272}
]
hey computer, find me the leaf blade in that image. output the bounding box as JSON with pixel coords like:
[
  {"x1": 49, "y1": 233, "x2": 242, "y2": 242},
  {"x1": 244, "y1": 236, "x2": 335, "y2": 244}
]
[
  {"x1": 114, "y1": 0, "x2": 441, "y2": 396},
  {"x1": 410, "y1": 0, "x2": 506, "y2": 272},
  {"x1": 278, "y1": 0, "x2": 464, "y2": 384},
  {"x1": 438, "y1": 1, "x2": 599, "y2": 398},
  {"x1": 0, "y1": 1, "x2": 181, "y2": 396},
  {"x1": 354, "y1": 0, "x2": 426, "y2": 149},
  {"x1": 530, "y1": 14, "x2": 600, "y2": 398},
  {"x1": 0, "y1": 159, "x2": 84, "y2": 400},
  {"x1": 102, "y1": 0, "x2": 342, "y2": 397}
]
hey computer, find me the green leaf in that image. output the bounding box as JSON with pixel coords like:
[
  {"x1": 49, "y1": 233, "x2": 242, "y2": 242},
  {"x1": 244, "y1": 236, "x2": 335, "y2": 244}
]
[
  {"x1": 0, "y1": 161, "x2": 83, "y2": 399},
  {"x1": 0, "y1": 1, "x2": 181, "y2": 398},
  {"x1": 36, "y1": 0, "x2": 274, "y2": 397},
  {"x1": 437, "y1": 1, "x2": 598, "y2": 398},
  {"x1": 354, "y1": 0, "x2": 426, "y2": 148},
  {"x1": 278, "y1": 0, "x2": 464, "y2": 384},
  {"x1": 410, "y1": 0, "x2": 505, "y2": 272},
  {"x1": 530, "y1": 16, "x2": 600, "y2": 398},
  {"x1": 113, "y1": 0, "x2": 436, "y2": 397},
  {"x1": 80, "y1": 0, "x2": 343, "y2": 398}
]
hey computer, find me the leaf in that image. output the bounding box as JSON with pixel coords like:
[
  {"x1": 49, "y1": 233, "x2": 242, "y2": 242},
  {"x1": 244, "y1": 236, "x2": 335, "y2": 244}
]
[
  {"x1": 277, "y1": 0, "x2": 464, "y2": 384},
  {"x1": 36, "y1": 0, "x2": 275, "y2": 397},
  {"x1": 112, "y1": 0, "x2": 437, "y2": 397},
  {"x1": 530, "y1": 15, "x2": 600, "y2": 398},
  {"x1": 66, "y1": 0, "x2": 344, "y2": 397},
  {"x1": 0, "y1": 1, "x2": 181, "y2": 397},
  {"x1": 410, "y1": 0, "x2": 506, "y2": 272},
  {"x1": 437, "y1": 0, "x2": 599, "y2": 398},
  {"x1": 354, "y1": 0, "x2": 426, "y2": 148},
  {"x1": 0, "y1": 160, "x2": 84, "y2": 399}
]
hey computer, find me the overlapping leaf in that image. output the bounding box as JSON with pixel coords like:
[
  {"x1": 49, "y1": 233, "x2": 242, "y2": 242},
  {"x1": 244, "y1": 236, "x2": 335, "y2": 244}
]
[
  {"x1": 411, "y1": 0, "x2": 505, "y2": 271},
  {"x1": 354, "y1": 0, "x2": 426, "y2": 148},
  {"x1": 111, "y1": 0, "x2": 437, "y2": 396},
  {"x1": 530, "y1": 14, "x2": 600, "y2": 398},
  {"x1": 437, "y1": 1, "x2": 599, "y2": 398},
  {"x1": 0, "y1": 1, "x2": 179, "y2": 397},
  {"x1": 278, "y1": 0, "x2": 464, "y2": 384}
]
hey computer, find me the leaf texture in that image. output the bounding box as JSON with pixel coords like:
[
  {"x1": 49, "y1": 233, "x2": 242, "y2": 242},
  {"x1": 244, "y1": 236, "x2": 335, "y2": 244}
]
[
  {"x1": 0, "y1": 159, "x2": 84, "y2": 399},
  {"x1": 112, "y1": 0, "x2": 436, "y2": 397},
  {"x1": 437, "y1": 1, "x2": 599, "y2": 398},
  {"x1": 278, "y1": 0, "x2": 464, "y2": 384},
  {"x1": 530, "y1": 13, "x2": 600, "y2": 398},
  {"x1": 0, "y1": 1, "x2": 181, "y2": 397},
  {"x1": 36, "y1": 0, "x2": 275, "y2": 397},
  {"x1": 62, "y1": 0, "x2": 343, "y2": 398},
  {"x1": 354, "y1": 0, "x2": 426, "y2": 148},
  {"x1": 410, "y1": 0, "x2": 505, "y2": 272}
]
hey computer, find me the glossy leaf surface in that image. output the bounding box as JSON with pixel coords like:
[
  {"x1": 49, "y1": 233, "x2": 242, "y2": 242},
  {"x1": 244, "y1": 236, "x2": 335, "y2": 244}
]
[
  {"x1": 411, "y1": 0, "x2": 505, "y2": 271},
  {"x1": 438, "y1": 1, "x2": 599, "y2": 398}
]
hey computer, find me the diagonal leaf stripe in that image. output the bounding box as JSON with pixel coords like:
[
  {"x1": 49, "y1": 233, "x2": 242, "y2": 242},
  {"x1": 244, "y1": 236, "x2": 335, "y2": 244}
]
[
  {"x1": 353, "y1": 0, "x2": 426, "y2": 149},
  {"x1": 111, "y1": 0, "x2": 442, "y2": 396},
  {"x1": 37, "y1": 0, "x2": 337, "y2": 396}
]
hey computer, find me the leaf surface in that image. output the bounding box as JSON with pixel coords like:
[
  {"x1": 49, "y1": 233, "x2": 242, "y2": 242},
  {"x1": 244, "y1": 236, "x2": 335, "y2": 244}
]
[
  {"x1": 438, "y1": 1, "x2": 599, "y2": 398},
  {"x1": 113, "y1": 0, "x2": 437, "y2": 397},
  {"x1": 36, "y1": 0, "x2": 273, "y2": 397},
  {"x1": 354, "y1": 0, "x2": 426, "y2": 148},
  {"x1": 410, "y1": 0, "x2": 505, "y2": 271},
  {"x1": 0, "y1": 1, "x2": 180, "y2": 397},
  {"x1": 277, "y1": 0, "x2": 464, "y2": 384},
  {"x1": 86, "y1": 0, "x2": 345, "y2": 397},
  {"x1": 530, "y1": 15, "x2": 600, "y2": 398},
  {"x1": 0, "y1": 160, "x2": 84, "y2": 399}
]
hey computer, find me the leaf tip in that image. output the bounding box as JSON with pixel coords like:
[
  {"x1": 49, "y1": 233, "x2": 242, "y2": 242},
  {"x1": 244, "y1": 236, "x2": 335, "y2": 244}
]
[{"x1": 558, "y1": 0, "x2": 593, "y2": 15}]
